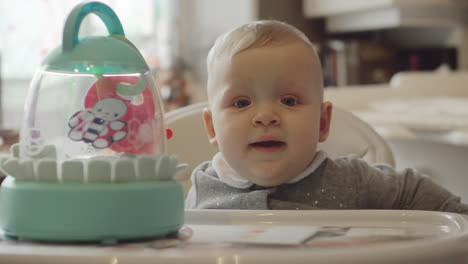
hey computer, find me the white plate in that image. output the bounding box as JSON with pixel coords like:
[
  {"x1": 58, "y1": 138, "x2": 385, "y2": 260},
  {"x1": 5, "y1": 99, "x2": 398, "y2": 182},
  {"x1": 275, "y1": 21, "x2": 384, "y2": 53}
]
[{"x1": 1, "y1": 210, "x2": 468, "y2": 264}]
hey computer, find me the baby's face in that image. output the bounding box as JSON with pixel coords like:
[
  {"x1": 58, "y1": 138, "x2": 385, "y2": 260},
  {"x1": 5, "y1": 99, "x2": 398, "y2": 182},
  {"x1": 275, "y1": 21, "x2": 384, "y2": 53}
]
[{"x1": 205, "y1": 41, "x2": 332, "y2": 187}]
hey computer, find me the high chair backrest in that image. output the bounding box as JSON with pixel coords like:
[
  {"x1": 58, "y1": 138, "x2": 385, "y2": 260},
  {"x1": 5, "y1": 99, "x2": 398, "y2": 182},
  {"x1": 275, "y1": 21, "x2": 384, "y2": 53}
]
[{"x1": 165, "y1": 102, "x2": 395, "y2": 196}]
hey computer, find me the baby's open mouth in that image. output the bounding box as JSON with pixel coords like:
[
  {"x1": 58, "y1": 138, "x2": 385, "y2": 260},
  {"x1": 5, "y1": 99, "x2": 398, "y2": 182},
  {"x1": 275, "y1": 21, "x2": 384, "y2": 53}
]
[{"x1": 250, "y1": 141, "x2": 285, "y2": 152}]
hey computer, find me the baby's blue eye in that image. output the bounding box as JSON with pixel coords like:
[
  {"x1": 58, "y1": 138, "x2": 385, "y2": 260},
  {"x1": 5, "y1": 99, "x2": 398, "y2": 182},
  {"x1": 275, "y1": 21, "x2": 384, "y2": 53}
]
[
  {"x1": 281, "y1": 97, "x2": 298, "y2": 106},
  {"x1": 234, "y1": 99, "x2": 251, "y2": 108}
]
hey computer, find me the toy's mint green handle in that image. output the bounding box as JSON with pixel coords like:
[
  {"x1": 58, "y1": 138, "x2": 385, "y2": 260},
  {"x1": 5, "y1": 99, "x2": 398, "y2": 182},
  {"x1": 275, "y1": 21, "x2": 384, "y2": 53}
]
[{"x1": 63, "y1": 1, "x2": 124, "y2": 52}]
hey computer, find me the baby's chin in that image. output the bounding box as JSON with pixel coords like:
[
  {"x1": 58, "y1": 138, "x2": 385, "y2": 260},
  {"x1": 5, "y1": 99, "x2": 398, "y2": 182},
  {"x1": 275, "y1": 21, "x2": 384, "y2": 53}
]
[{"x1": 228, "y1": 158, "x2": 306, "y2": 187}]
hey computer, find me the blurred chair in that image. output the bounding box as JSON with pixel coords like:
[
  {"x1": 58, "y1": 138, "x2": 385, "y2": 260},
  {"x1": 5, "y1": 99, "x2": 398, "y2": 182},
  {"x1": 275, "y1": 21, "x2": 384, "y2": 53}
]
[{"x1": 165, "y1": 101, "x2": 395, "y2": 195}]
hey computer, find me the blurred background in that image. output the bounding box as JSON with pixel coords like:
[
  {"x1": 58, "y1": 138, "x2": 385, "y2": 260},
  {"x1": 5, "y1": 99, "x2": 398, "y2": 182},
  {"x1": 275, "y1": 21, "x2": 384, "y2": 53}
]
[{"x1": 2, "y1": 0, "x2": 467, "y2": 128}]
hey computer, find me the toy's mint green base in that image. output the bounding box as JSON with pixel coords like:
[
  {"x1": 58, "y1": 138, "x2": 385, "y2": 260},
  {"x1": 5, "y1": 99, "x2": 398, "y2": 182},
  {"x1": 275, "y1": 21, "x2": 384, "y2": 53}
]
[{"x1": 0, "y1": 176, "x2": 184, "y2": 243}]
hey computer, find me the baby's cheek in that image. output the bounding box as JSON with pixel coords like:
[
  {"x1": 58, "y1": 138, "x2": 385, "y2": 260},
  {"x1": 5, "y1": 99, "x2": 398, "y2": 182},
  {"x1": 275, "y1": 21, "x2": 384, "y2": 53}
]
[
  {"x1": 218, "y1": 128, "x2": 246, "y2": 155},
  {"x1": 290, "y1": 122, "x2": 319, "y2": 146}
]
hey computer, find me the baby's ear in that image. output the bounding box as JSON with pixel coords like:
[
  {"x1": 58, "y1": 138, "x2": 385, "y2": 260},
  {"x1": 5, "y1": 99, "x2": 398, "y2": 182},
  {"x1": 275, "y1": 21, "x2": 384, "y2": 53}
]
[
  {"x1": 203, "y1": 108, "x2": 218, "y2": 146},
  {"x1": 318, "y1": 102, "x2": 333, "y2": 142}
]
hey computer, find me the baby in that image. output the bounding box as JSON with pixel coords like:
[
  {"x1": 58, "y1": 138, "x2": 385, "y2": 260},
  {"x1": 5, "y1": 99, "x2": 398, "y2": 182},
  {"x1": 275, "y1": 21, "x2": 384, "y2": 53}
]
[{"x1": 185, "y1": 20, "x2": 468, "y2": 214}]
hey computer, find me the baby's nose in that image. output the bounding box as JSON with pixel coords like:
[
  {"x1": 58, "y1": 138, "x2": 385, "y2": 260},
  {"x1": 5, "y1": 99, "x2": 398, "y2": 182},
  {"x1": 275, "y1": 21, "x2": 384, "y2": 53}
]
[{"x1": 253, "y1": 112, "x2": 280, "y2": 126}]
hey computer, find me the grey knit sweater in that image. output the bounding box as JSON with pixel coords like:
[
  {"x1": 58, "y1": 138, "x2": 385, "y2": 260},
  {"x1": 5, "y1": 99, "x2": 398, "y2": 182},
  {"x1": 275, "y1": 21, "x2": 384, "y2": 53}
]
[{"x1": 185, "y1": 156, "x2": 468, "y2": 214}]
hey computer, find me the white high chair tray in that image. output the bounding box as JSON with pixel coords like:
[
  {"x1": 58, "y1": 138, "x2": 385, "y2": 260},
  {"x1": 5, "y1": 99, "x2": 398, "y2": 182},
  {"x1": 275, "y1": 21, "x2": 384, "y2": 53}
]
[{"x1": 1, "y1": 209, "x2": 468, "y2": 264}]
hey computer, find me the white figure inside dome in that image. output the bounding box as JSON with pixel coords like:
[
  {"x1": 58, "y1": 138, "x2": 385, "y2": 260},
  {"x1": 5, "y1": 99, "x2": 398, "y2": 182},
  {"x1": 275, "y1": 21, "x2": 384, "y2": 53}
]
[{"x1": 68, "y1": 97, "x2": 128, "y2": 149}]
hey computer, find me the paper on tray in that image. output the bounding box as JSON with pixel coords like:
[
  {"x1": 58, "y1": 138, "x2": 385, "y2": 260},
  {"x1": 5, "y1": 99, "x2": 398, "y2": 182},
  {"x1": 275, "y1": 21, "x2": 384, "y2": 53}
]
[{"x1": 189, "y1": 225, "x2": 319, "y2": 245}]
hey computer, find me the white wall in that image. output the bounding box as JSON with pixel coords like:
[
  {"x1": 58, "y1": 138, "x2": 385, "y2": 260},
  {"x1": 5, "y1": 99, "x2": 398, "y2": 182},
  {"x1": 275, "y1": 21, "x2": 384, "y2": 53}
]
[{"x1": 178, "y1": 0, "x2": 257, "y2": 81}]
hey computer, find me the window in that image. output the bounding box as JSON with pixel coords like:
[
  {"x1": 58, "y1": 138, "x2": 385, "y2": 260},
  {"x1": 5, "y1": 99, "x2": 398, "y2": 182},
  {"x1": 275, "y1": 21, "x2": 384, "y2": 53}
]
[{"x1": 0, "y1": 0, "x2": 156, "y2": 80}]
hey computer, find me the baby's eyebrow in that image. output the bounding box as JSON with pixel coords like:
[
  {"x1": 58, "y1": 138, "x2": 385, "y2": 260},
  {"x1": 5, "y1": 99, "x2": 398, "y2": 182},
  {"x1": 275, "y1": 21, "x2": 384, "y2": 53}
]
[
  {"x1": 216, "y1": 84, "x2": 244, "y2": 100},
  {"x1": 274, "y1": 83, "x2": 306, "y2": 95}
]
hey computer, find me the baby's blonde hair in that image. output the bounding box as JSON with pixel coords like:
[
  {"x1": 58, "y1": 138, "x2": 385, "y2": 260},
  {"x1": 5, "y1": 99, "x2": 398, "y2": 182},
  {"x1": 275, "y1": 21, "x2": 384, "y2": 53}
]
[
  {"x1": 206, "y1": 20, "x2": 321, "y2": 102},
  {"x1": 207, "y1": 20, "x2": 316, "y2": 73}
]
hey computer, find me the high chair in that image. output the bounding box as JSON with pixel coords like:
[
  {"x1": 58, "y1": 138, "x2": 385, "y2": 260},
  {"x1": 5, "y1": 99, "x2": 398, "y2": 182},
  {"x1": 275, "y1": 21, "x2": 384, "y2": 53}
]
[{"x1": 165, "y1": 102, "x2": 395, "y2": 195}]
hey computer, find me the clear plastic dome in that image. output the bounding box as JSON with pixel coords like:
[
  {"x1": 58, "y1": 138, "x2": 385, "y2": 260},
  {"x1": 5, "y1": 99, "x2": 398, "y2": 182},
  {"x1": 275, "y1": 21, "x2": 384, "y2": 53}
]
[{"x1": 20, "y1": 69, "x2": 166, "y2": 162}]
